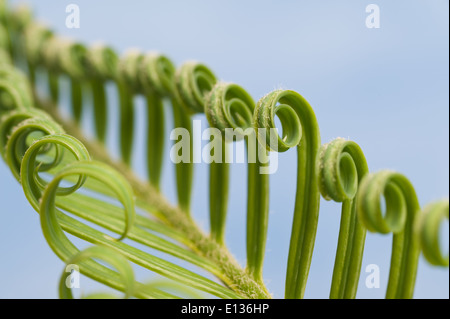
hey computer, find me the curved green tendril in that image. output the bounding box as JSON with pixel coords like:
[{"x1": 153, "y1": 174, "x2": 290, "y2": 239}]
[
  {"x1": 139, "y1": 52, "x2": 174, "y2": 97},
  {"x1": 59, "y1": 245, "x2": 135, "y2": 299},
  {"x1": 139, "y1": 52, "x2": 175, "y2": 189},
  {"x1": 23, "y1": 22, "x2": 53, "y2": 85},
  {"x1": 5, "y1": 116, "x2": 64, "y2": 180},
  {"x1": 41, "y1": 160, "x2": 135, "y2": 240},
  {"x1": 205, "y1": 82, "x2": 249, "y2": 245},
  {"x1": 37, "y1": 36, "x2": 88, "y2": 121},
  {"x1": 3, "y1": 3, "x2": 31, "y2": 59},
  {"x1": 254, "y1": 89, "x2": 321, "y2": 299},
  {"x1": 172, "y1": 61, "x2": 217, "y2": 212},
  {"x1": 58, "y1": 41, "x2": 87, "y2": 80},
  {"x1": 0, "y1": 108, "x2": 51, "y2": 157},
  {"x1": 117, "y1": 49, "x2": 143, "y2": 166},
  {"x1": 86, "y1": 44, "x2": 118, "y2": 81},
  {"x1": 85, "y1": 44, "x2": 118, "y2": 143},
  {"x1": 0, "y1": 63, "x2": 33, "y2": 111},
  {"x1": 206, "y1": 82, "x2": 265, "y2": 280},
  {"x1": 357, "y1": 170, "x2": 421, "y2": 299},
  {"x1": 317, "y1": 138, "x2": 369, "y2": 299},
  {"x1": 57, "y1": 40, "x2": 87, "y2": 123},
  {"x1": 119, "y1": 49, "x2": 143, "y2": 93},
  {"x1": 19, "y1": 133, "x2": 90, "y2": 209},
  {"x1": 40, "y1": 36, "x2": 61, "y2": 104},
  {"x1": 175, "y1": 61, "x2": 217, "y2": 114},
  {"x1": 418, "y1": 199, "x2": 449, "y2": 267}
]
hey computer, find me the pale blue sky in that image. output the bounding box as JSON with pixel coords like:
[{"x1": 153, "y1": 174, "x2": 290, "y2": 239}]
[{"x1": 1, "y1": 0, "x2": 448, "y2": 298}]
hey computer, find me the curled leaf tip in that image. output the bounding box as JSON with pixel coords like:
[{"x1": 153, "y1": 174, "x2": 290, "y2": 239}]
[
  {"x1": 418, "y1": 199, "x2": 449, "y2": 267},
  {"x1": 175, "y1": 61, "x2": 217, "y2": 114}
]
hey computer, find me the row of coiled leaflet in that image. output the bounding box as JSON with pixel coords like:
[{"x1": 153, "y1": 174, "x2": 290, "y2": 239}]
[
  {"x1": 0, "y1": 2, "x2": 448, "y2": 299},
  {"x1": 0, "y1": 44, "x2": 246, "y2": 299}
]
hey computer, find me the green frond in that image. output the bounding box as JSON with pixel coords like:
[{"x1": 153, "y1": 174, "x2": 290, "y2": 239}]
[{"x1": 0, "y1": 1, "x2": 447, "y2": 301}]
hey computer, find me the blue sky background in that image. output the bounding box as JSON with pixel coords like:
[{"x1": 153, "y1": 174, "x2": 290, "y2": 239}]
[{"x1": 0, "y1": 0, "x2": 448, "y2": 298}]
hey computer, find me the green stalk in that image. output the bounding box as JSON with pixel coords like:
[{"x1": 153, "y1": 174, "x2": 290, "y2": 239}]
[
  {"x1": 71, "y1": 78, "x2": 83, "y2": 124},
  {"x1": 91, "y1": 79, "x2": 107, "y2": 143},
  {"x1": 146, "y1": 92, "x2": 165, "y2": 190},
  {"x1": 286, "y1": 143, "x2": 320, "y2": 299},
  {"x1": 318, "y1": 138, "x2": 369, "y2": 298},
  {"x1": 357, "y1": 171, "x2": 421, "y2": 298},
  {"x1": 246, "y1": 154, "x2": 269, "y2": 283},
  {"x1": 209, "y1": 140, "x2": 229, "y2": 244},
  {"x1": 26, "y1": 59, "x2": 35, "y2": 86},
  {"x1": 254, "y1": 89, "x2": 321, "y2": 299},
  {"x1": 330, "y1": 199, "x2": 367, "y2": 298},
  {"x1": 171, "y1": 97, "x2": 193, "y2": 213},
  {"x1": 118, "y1": 81, "x2": 134, "y2": 166},
  {"x1": 47, "y1": 71, "x2": 59, "y2": 104}
]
